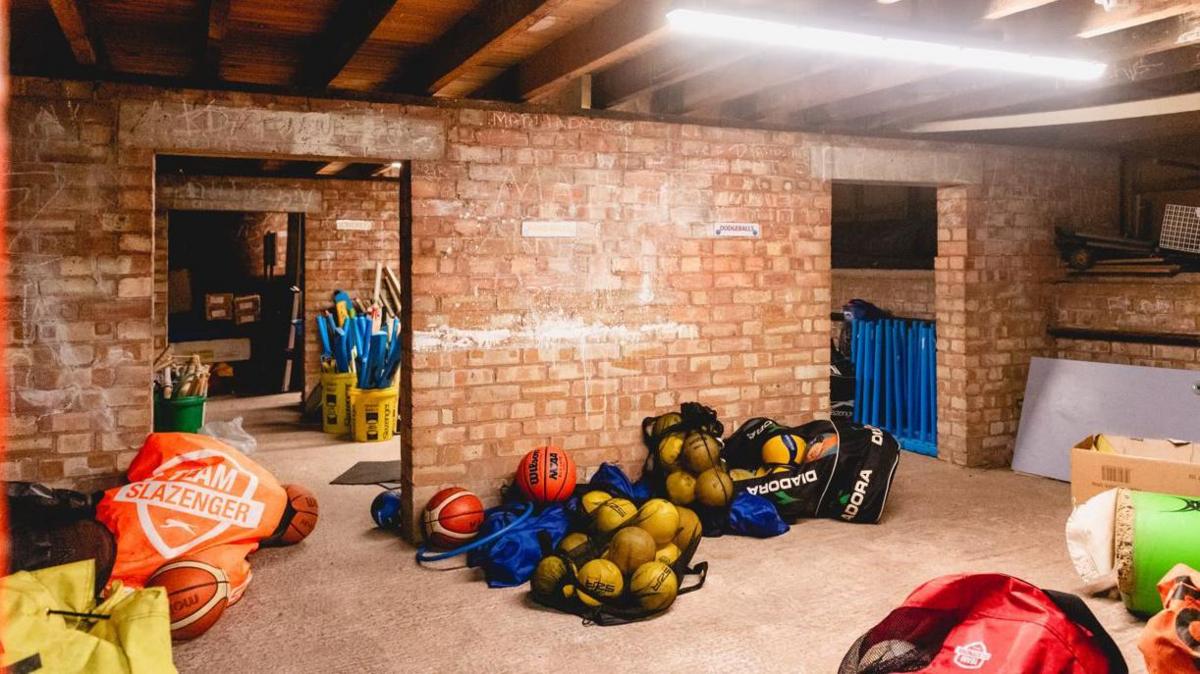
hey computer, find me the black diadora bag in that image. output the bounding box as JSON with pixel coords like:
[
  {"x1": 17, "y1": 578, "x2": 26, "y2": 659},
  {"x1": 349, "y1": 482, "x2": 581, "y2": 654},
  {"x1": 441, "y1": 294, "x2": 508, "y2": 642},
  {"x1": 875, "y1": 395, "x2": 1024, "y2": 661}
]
[{"x1": 725, "y1": 418, "x2": 900, "y2": 524}]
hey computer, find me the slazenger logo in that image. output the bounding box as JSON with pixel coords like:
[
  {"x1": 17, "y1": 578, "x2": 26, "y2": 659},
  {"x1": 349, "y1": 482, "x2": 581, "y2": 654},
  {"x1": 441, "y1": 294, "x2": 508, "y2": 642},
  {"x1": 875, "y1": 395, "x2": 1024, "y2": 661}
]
[
  {"x1": 112, "y1": 448, "x2": 265, "y2": 559},
  {"x1": 841, "y1": 470, "x2": 874, "y2": 521},
  {"x1": 952, "y1": 641, "x2": 992, "y2": 670},
  {"x1": 744, "y1": 470, "x2": 819, "y2": 495}
]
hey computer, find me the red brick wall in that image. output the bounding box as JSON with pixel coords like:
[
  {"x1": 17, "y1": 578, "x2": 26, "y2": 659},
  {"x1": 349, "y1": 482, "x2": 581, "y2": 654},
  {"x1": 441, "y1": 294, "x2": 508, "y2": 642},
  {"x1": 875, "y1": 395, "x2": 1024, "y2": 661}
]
[
  {"x1": 3, "y1": 78, "x2": 1119, "y2": 533},
  {"x1": 1053, "y1": 275, "x2": 1200, "y2": 370},
  {"x1": 831, "y1": 269, "x2": 936, "y2": 319}
]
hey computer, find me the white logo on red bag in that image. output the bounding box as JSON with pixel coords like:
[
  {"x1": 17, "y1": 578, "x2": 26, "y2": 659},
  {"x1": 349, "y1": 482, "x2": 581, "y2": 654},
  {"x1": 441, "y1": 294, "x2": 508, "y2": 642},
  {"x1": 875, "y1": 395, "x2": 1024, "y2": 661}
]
[
  {"x1": 112, "y1": 448, "x2": 265, "y2": 558},
  {"x1": 953, "y1": 641, "x2": 992, "y2": 669}
]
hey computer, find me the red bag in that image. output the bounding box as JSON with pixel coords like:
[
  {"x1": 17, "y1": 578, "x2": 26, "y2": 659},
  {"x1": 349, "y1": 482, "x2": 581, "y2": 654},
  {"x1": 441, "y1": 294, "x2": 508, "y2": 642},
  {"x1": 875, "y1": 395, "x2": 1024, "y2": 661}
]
[{"x1": 841, "y1": 573, "x2": 1126, "y2": 673}]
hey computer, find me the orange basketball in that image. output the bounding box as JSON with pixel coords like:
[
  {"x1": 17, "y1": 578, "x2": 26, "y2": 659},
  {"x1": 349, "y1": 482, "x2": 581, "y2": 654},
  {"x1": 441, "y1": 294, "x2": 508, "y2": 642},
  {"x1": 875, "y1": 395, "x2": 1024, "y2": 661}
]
[
  {"x1": 422, "y1": 487, "x2": 486, "y2": 548},
  {"x1": 280, "y1": 483, "x2": 319, "y2": 544},
  {"x1": 147, "y1": 558, "x2": 230, "y2": 640},
  {"x1": 516, "y1": 446, "x2": 576, "y2": 503}
]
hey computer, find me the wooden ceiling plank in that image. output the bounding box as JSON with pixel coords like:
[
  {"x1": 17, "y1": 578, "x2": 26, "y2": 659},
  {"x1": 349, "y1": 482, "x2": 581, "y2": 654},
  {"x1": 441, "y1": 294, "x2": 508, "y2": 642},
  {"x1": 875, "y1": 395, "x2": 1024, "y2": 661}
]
[
  {"x1": 908, "y1": 91, "x2": 1200, "y2": 133},
  {"x1": 666, "y1": 52, "x2": 837, "y2": 116},
  {"x1": 295, "y1": 0, "x2": 399, "y2": 89},
  {"x1": 48, "y1": 0, "x2": 104, "y2": 67},
  {"x1": 500, "y1": 0, "x2": 674, "y2": 102},
  {"x1": 1077, "y1": 1, "x2": 1197, "y2": 38},
  {"x1": 397, "y1": 0, "x2": 572, "y2": 97},
  {"x1": 756, "y1": 61, "x2": 950, "y2": 122},
  {"x1": 591, "y1": 43, "x2": 750, "y2": 109},
  {"x1": 984, "y1": 0, "x2": 1060, "y2": 20},
  {"x1": 316, "y1": 161, "x2": 352, "y2": 176},
  {"x1": 197, "y1": 0, "x2": 231, "y2": 80}
]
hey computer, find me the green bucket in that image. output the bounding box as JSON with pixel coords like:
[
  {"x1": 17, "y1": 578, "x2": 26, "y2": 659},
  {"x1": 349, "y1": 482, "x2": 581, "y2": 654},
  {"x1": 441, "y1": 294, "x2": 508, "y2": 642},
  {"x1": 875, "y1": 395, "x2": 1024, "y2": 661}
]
[{"x1": 154, "y1": 395, "x2": 207, "y2": 433}]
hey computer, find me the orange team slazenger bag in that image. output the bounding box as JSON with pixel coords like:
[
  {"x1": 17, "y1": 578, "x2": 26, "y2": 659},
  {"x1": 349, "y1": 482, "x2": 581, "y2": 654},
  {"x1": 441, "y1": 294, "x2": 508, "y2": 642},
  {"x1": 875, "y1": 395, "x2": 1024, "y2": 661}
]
[
  {"x1": 95, "y1": 433, "x2": 288, "y2": 603},
  {"x1": 1140, "y1": 564, "x2": 1200, "y2": 673}
]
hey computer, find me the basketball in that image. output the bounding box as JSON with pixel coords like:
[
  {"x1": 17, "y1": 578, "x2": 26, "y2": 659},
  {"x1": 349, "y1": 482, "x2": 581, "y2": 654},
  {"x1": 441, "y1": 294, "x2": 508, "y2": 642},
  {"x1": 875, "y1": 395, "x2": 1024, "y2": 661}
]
[
  {"x1": 575, "y1": 559, "x2": 623, "y2": 606},
  {"x1": 657, "y1": 433, "x2": 684, "y2": 472},
  {"x1": 580, "y1": 490, "x2": 611, "y2": 516},
  {"x1": 665, "y1": 471, "x2": 696, "y2": 506},
  {"x1": 634, "y1": 499, "x2": 680, "y2": 546},
  {"x1": 592, "y1": 498, "x2": 636, "y2": 534},
  {"x1": 516, "y1": 446, "x2": 577, "y2": 503},
  {"x1": 695, "y1": 468, "x2": 734, "y2": 507},
  {"x1": 559, "y1": 532, "x2": 590, "y2": 555},
  {"x1": 531, "y1": 555, "x2": 573, "y2": 598},
  {"x1": 605, "y1": 527, "x2": 657, "y2": 575},
  {"x1": 674, "y1": 506, "x2": 702, "y2": 551},
  {"x1": 683, "y1": 432, "x2": 721, "y2": 473},
  {"x1": 656, "y1": 543, "x2": 681, "y2": 566},
  {"x1": 629, "y1": 561, "x2": 678, "y2": 611},
  {"x1": 371, "y1": 490, "x2": 403, "y2": 529},
  {"x1": 762, "y1": 433, "x2": 807, "y2": 465},
  {"x1": 422, "y1": 487, "x2": 485, "y2": 549},
  {"x1": 652, "y1": 412, "x2": 682, "y2": 438},
  {"x1": 147, "y1": 559, "x2": 230, "y2": 640},
  {"x1": 279, "y1": 483, "x2": 319, "y2": 544}
]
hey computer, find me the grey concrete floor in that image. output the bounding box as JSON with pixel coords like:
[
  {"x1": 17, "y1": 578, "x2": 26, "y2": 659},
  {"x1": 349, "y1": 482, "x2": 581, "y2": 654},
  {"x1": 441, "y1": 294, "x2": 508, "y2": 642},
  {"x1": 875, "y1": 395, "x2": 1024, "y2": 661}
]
[{"x1": 175, "y1": 396, "x2": 1149, "y2": 673}]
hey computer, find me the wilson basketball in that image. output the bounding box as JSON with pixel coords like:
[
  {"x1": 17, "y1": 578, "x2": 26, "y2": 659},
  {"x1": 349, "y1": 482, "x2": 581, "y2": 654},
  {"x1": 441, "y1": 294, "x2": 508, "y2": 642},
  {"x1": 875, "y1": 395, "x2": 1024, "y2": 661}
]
[
  {"x1": 280, "y1": 483, "x2": 319, "y2": 545},
  {"x1": 422, "y1": 487, "x2": 485, "y2": 548},
  {"x1": 516, "y1": 446, "x2": 577, "y2": 503},
  {"x1": 147, "y1": 559, "x2": 230, "y2": 640}
]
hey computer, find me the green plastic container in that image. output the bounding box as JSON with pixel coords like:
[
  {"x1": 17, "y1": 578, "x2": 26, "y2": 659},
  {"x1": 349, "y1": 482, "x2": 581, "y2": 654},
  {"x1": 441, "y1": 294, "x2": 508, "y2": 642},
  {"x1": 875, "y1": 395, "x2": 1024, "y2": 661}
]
[{"x1": 154, "y1": 395, "x2": 207, "y2": 433}]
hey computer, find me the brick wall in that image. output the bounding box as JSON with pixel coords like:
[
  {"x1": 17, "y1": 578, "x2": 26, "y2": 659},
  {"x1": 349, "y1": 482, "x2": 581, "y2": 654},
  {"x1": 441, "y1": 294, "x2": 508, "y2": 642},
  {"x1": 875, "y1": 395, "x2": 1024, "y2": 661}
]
[
  {"x1": 154, "y1": 175, "x2": 400, "y2": 391},
  {"x1": 4, "y1": 78, "x2": 1118, "y2": 535},
  {"x1": 1053, "y1": 275, "x2": 1200, "y2": 370},
  {"x1": 831, "y1": 269, "x2": 936, "y2": 319},
  {"x1": 238, "y1": 211, "x2": 288, "y2": 280}
]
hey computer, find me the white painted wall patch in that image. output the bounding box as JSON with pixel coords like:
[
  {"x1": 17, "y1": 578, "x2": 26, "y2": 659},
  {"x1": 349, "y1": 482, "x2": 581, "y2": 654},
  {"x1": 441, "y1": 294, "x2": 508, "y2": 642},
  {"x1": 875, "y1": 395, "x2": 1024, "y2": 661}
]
[
  {"x1": 336, "y1": 219, "x2": 373, "y2": 231},
  {"x1": 522, "y1": 220, "x2": 579, "y2": 238}
]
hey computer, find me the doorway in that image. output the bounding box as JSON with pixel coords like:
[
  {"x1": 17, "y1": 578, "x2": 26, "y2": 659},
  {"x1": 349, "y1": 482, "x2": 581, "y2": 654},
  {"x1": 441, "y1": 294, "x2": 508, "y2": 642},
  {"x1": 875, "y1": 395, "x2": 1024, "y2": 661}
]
[{"x1": 830, "y1": 182, "x2": 939, "y2": 456}]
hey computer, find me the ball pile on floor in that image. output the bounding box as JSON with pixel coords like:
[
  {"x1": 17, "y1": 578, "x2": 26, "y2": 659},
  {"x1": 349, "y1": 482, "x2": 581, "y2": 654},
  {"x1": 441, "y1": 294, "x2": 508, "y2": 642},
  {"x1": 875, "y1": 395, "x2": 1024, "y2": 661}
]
[{"x1": 660, "y1": 429, "x2": 733, "y2": 508}]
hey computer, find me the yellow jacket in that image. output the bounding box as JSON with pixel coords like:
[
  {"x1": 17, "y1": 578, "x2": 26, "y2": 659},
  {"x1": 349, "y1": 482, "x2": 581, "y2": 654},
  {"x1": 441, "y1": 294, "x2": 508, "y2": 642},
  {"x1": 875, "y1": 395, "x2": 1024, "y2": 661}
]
[{"x1": 1, "y1": 559, "x2": 176, "y2": 674}]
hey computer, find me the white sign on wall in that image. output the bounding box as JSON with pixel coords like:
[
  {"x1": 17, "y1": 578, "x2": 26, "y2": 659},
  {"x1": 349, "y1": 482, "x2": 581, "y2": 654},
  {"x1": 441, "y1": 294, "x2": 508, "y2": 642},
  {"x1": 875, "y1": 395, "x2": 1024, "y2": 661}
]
[
  {"x1": 336, "y1": 219, "x2": 373, "y2": 231},
  {"x1": 713, "y1": 223, "x2": 761, "y2": 238},
  {"x1": 522, "y1": 221, "x2": 579, "y2": 238}
]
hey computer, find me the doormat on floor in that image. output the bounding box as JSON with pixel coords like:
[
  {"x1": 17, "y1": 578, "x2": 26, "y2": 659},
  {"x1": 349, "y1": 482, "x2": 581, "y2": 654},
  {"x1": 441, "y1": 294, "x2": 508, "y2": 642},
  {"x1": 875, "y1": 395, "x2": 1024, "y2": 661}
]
[{"x1": 330, "y1": 460, "x2": 404, "y2": 486}]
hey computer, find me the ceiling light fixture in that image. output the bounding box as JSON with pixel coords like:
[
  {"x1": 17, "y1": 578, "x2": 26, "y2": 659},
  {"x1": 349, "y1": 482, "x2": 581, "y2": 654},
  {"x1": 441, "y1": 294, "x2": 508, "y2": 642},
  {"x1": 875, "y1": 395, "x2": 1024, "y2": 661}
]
[{"x1": 666, "y1": 8, "x2": 1107, "y2": 81}]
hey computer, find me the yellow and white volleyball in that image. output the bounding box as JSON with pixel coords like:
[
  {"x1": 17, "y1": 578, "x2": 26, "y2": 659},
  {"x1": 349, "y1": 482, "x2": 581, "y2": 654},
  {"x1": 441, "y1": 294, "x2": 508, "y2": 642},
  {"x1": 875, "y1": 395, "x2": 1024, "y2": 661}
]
[
  {"x1": 657, "y1": 433, "x2": 685, "y2": 472},
  {"x1": 592, "y1": 498, "x2": 637, "y2": 534},
  {"x1": 634, "y1": 499, "x2": 680, "y2": 546},
  {"x1": 580, "y1": 490, "x2": 612, "y2": 516},
  {"x1": 665, "y1": 471, "x2": 697, "y2": 506},
  {"x1": 762, "y1": 433, "x2": 807, "y2": 465}
]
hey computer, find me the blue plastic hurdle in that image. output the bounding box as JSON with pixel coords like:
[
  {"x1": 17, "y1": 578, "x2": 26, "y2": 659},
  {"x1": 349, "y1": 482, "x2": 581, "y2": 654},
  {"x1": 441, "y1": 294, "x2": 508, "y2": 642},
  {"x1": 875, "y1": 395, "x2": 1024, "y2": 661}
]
[{"x1": 849, "y1": 318, "x2": 937, "y2": 457}]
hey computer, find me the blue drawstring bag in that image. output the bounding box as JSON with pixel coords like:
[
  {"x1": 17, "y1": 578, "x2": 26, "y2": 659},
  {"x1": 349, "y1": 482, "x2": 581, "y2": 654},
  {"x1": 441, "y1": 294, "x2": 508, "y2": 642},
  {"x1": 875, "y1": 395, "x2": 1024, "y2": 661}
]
[
  {"x1": 466, "y1": 504, "x2": 570, "y2": 588},
  {"x1": 584, "y1": 463, "x2": 652, "y2": 503},
  {"x1": 726, "y1": 492, "x2": 790, "y2": 537}
]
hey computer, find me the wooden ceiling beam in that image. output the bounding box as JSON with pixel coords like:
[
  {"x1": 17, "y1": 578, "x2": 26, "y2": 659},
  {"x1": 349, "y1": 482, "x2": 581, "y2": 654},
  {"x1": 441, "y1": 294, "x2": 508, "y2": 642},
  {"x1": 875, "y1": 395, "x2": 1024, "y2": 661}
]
[
  {"x1": 395, "y1": 0, "x2": 571, "y2": 97},
  {"x1": 483, "y1": 0, "x2": 674, "y2": 103},
  {"x1": 295, "y1": 0, "x2": 399, "y2": 89},
  {"x1": 754, "y1": 61, "x2": 949, "y2": 123},
  {"x1": 48, "y1": 0, "x2": 105, "y2": 67},
  {"x1": 1076, "y1": 0, "x2": 1197, "y2": 38},
  {"x1": 196, "y1": 0, "x2": 231, "y2": 81},
  {"x1": 591, "y1": 43, "x2": 750, "y2": 109},
  {"x1": 657, "y1": 52, "x2": 836, "y2": 116},
  {"x1": 984, "y1": 0, "x2": 1059, "y2": 20},
  {"x1": 908, "y1": 91, "x2": 1200, "y2": 133}
]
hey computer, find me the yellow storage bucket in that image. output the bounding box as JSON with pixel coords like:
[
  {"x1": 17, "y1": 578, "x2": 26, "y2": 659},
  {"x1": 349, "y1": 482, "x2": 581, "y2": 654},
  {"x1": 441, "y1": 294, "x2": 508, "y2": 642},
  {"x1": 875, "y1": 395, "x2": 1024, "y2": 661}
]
[
  {"x1": 352, "y1": 385, "x2": 399, "y2": 442},
  {"x1": 321, "y1": 372, "x2": 357, "y2": 435}
]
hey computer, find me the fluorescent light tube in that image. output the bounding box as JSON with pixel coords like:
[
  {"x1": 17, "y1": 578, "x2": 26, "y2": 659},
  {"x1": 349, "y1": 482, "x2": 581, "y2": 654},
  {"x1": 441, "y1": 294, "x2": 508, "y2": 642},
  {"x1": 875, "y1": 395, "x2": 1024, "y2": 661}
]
[{"x1": 666, "y1": 8, "x2": 1107, "y2": 81}]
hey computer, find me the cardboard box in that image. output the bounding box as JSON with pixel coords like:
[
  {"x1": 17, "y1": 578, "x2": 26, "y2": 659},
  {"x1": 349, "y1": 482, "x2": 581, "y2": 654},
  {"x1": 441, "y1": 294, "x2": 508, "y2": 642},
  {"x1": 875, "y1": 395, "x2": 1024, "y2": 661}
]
[
  {"x1": 233, "y1": 294, "x2": 261, "y2": 325},
  {"x1": 1071, "y1": 434, "x2": 1200, "y2": 503},
  {"x1": 205, "y1": 293, "x2": 234, "y2": 321}
]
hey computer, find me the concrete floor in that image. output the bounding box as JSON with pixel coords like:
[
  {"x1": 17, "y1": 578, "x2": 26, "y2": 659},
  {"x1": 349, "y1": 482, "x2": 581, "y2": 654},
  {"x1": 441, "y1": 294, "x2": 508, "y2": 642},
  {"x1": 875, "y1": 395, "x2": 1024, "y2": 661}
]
[{"x1": 175, "y1": 396, "x2": 1149, "y2": 673}]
